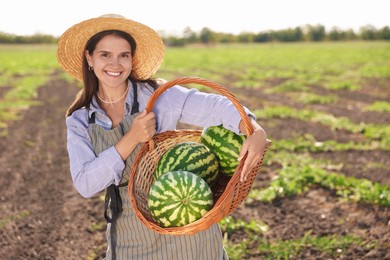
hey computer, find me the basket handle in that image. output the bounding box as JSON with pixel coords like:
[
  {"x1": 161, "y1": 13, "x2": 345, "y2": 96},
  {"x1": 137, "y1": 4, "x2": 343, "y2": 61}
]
[{"x1": 145, "y1": 76, "x2": 253, "y2": 136}]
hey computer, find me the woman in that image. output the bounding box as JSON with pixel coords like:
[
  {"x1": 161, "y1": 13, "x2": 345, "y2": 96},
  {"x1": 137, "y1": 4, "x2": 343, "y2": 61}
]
[{"x1": 57, "y1": 14, "x2": 267, "y2": 260}]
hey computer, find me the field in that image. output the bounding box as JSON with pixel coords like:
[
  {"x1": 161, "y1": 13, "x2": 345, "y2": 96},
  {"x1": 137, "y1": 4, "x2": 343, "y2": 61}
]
[{"x1": 0, "y1": 42, "x2": 389, "y2": 259}]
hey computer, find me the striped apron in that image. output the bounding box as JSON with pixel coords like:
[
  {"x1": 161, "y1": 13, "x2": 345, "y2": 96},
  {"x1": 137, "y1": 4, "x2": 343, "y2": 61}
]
[{"x1": 88, "y1": 81, "x2": 228, "y2": 260}]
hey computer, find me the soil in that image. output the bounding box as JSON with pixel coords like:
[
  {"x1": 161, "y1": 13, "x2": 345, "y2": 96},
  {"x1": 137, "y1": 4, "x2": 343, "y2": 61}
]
[{"x1": 0, "y1": 73, "x2": 389, "y2": 260}]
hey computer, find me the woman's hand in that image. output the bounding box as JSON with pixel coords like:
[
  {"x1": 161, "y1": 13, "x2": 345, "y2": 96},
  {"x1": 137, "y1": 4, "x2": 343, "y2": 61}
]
[
  {"x1": 238, "y1": 119, "x2": 268, "y2": 182},
  {"x1": 115, "y1": 110, "x2": 156, "y2": 160},
  {"x1": 129, "y1": 110, "x2": 156, "y2": 143}
]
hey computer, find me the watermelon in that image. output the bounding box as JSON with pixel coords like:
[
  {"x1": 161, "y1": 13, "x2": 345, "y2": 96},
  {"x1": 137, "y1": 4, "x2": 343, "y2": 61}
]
[
  {"x1": 155, "y1": 142, "x2": 219, "y2": 185},
  {"x1": 148, "y1": 170, "x2": 213, "y2": 227},
  {"x1": 200, "y1": 125, "x2": 245, "y2": 176}
]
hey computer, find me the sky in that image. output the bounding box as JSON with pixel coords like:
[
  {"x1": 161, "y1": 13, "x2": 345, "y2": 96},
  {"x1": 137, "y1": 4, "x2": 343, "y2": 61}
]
[{"x1": 1, "y1": 0, "x2": 389, "y2": 37}]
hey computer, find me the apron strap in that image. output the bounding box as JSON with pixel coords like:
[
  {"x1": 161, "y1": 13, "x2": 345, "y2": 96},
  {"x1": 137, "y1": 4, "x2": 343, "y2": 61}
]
[
  {"x1": 88, "y1": 111, "x2": 96, "y2": 124},
  {"x1": 129, "y1": 79, "x2": 139, "y2": 115},
  {"x1": 103, "y1": 182, "x2": 129, "y2": 223}
]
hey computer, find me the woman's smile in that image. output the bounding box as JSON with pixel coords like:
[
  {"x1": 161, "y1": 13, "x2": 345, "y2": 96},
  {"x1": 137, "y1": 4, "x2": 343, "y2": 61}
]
[{"x1": 105, "y1": 71, "x2": 122, "y2": 77}]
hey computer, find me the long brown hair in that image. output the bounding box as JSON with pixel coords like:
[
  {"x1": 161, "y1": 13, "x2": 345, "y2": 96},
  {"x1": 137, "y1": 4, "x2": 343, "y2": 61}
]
[{"x1": 66, "y1": 30, "x2": 159, "y2": 117}]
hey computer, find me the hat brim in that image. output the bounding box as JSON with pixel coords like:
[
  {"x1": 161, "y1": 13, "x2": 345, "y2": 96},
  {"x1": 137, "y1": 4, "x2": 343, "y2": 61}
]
[{"x1": 57, "y1": 16, "x2": 164, "y2": 81}]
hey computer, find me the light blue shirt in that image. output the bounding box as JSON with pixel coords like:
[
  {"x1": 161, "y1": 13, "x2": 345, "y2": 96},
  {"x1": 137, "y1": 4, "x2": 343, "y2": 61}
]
[{"x1": 66, "y1": 80, "x2": 255, "y2": 198}]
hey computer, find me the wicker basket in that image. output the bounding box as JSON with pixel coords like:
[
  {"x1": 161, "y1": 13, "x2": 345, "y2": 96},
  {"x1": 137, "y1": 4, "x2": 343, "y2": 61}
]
[{"x1": 128, "y1": 76, "x2": 271, "y2": 235}]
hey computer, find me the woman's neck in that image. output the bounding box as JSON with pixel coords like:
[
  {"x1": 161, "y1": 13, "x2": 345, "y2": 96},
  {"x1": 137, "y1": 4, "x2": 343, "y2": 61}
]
[
  {"x1": 96, "y1": 82, "x2": 129, "y2": 128},
  {"x1": 97, "y1": 83, "x2": 129, "y2": 105},
  {"x1": 99, "y1": 100, "x2": 126, "y2": 128}
]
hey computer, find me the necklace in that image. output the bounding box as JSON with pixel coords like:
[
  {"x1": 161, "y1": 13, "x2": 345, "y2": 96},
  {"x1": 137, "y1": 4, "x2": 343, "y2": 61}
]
[{"x1": 97, "y1": 85, "x2": 129, "y2": 104}]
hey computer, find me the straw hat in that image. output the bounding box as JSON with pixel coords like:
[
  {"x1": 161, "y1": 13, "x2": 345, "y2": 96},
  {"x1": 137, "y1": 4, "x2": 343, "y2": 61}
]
[{"x1": 57, "y1": 14, "x2": 164, "y2": 81}]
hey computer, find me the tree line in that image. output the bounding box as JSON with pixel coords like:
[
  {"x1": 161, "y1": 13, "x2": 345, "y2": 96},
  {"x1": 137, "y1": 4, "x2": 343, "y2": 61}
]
[{"x1": 0, "y1": 24, "x2": 389, "y2": 46}]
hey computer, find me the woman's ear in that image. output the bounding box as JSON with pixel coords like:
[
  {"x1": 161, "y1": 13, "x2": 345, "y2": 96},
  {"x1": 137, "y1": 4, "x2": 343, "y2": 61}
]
[{"x1": 85, "y1": 50, "x2": 92, "y2": 67}]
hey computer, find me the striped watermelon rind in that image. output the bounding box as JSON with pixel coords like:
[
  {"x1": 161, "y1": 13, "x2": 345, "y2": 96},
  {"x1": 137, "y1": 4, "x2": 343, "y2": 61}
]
[
  {"x1": 200, "y1": 125, "x2": 245, "y2": 176},
  {"x1": 155, "y1": 142, "x2": 219, "y2": 185},
  {"x1": 148, "y1": 170, "x2": 213, "y2": 227}
]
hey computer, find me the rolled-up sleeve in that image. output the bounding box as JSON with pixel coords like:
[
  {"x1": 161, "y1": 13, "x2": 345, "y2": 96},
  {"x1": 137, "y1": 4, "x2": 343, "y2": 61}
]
[{"x1": 66, "y1": 110, "x2": 125, "y2": 198}]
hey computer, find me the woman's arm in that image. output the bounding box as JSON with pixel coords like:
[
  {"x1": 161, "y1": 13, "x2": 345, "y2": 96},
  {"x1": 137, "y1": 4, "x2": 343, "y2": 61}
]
[
  {"x1": 66, "y1": 111, "x2": 126, "y2": 198},
  {"x1": 154, "y1": 85, "x2": 255, "y2": 134}
]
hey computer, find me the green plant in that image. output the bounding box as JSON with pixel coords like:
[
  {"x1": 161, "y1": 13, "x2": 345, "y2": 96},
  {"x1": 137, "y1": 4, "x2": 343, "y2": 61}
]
[
  {"x1": 0, "y1": 210, "x2": 30, "y2": 229},
  {"x1": 255, "y1": 106, "x2": 390, "y2": 150},
  {"x1": 296, "y1": 93, "x2": 338, "y2": 104},
  {"x1": 364, "y1": 101, "x2": 390, "y2": 113},
  {"x1": 258, "y1": 232, "x2": 367, "y2": 259},
  {"x1": 249, "y1": 163, "x2": 390, "y2": 206},
  {"x1": 220, "y1": 216, "x2": 268, "y2": 235},
  {"x1": 221, "y1": 216, "x2": 268, "y2": 259}
]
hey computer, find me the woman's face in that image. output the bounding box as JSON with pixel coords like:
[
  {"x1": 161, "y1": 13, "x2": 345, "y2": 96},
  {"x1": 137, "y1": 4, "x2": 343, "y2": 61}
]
[{"x1": 85, "y1": 34, "x2": 133, "y2": 89}]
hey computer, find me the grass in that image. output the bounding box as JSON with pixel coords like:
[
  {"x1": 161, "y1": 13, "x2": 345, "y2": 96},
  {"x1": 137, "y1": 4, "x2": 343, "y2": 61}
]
[
  {"x1": 364, "y1": 101, "x2": 390, "y2": 112},
  {"x1": 220, "y1": 216, "x2": 269, "y2": 235},
  {"x1": 249, "y1": 142, "x2": 390, "y2": 207},
  {"x1": 266, "y1": 80, "x2": 310, "y2": 93},
  {"x1": 270, "y1": 134, "x2": 382, "y2": 152},
  {"x1": 258, "y1": 232, "x2": 369, "y2": 260},
  {"x1": 0, "y1": 44, "x2": 59, "y2": 135},
  {"x1": 221, "y1": 216, "x2": 268, "y2": 258},
  {"x1": 159, "y1": 42, "x2": 390, "y2": 88},
  {"x1": 255, "y1": 106, "x2": 362, "y2": 133},
  {"x1": 249, "y1": 163, "x2": 390, "y2": 206},
  {"x1": 295, "y1": 93, "x2": 338, "y2": 104},
  {"x1": 254, "y1": 106, "x2": 390, "y2": 150},
  {"x1": 0, "y1": 210, "x2": 30, "y2": 229}
]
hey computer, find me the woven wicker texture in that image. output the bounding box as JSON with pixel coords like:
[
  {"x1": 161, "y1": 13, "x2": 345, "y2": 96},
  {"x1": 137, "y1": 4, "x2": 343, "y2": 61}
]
[{"x1": 128, "y1": 77, "x2": 271, "y2": 235}]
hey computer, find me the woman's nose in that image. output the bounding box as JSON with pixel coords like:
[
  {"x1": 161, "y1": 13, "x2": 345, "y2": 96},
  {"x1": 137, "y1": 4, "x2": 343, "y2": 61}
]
[{"x1": 109, "y1": 57, "x2": 121, "y2": 67}]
